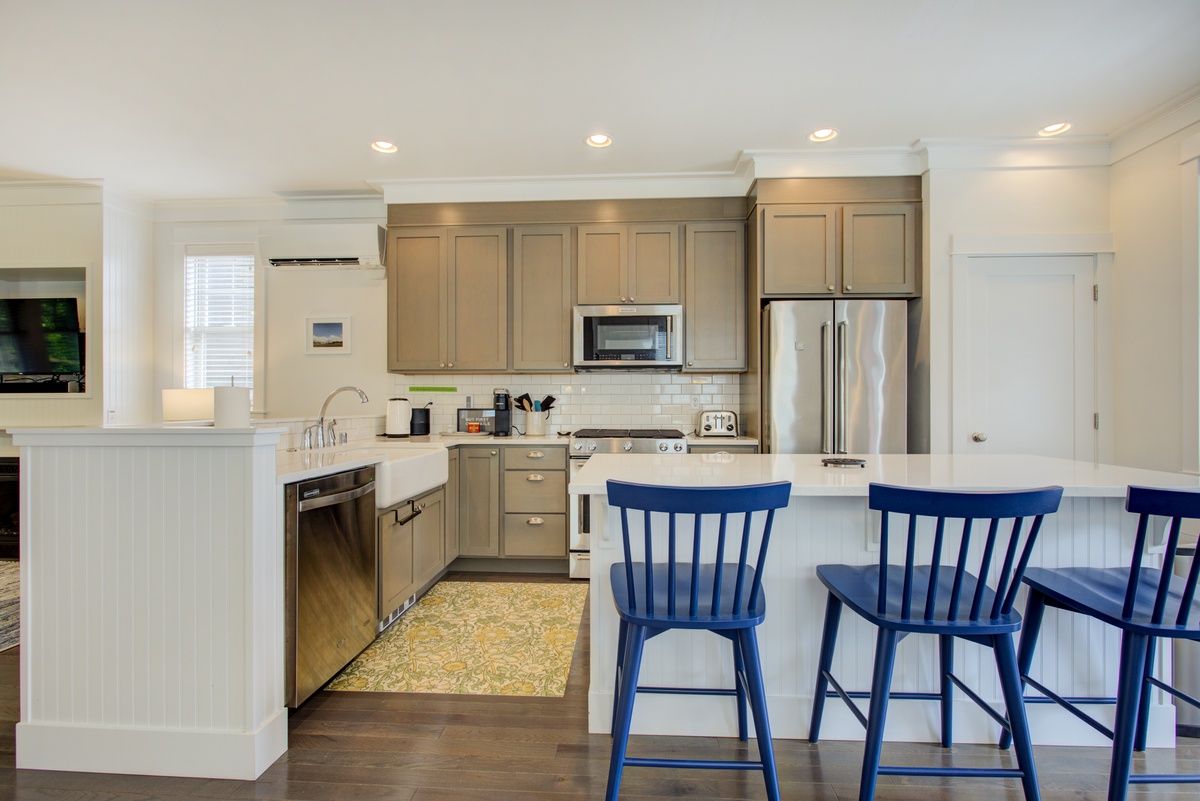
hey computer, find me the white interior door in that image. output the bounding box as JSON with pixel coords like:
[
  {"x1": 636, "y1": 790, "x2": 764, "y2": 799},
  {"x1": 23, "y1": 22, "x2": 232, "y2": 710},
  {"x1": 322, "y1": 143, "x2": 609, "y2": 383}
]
[{"x1": 953, "y1": 254, "x2": 1097, "y2": 460}]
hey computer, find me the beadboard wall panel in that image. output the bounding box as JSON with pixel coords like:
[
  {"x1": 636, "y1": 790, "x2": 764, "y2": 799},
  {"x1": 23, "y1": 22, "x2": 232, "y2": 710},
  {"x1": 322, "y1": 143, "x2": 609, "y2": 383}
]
[
  {"x1": 16, "y1": 429, "x2": 285, "y2": 779},
  {"x1": 101, "y1": 190, "x2": 155, "y2": 426}
]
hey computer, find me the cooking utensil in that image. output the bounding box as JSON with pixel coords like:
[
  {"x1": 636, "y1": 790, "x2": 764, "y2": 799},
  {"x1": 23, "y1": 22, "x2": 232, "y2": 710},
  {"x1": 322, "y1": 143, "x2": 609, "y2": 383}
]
[
  {"x1": 514, "y1": 393, "x2": 533, "y2": 413},
  {"x1": 541, "y1": 394, "x2": 556, "y2": 411}
]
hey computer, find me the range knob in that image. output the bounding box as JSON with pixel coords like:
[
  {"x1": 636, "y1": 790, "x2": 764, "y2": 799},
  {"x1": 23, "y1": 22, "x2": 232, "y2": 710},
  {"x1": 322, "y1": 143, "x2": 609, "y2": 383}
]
[
  {"x1": 587, "y1": 442, "x2": 597, "y2": 451},
  {"x1": 572, "y1": 443, "x2": 582, "y2": 451},
  {"x1": 623, "y1": 442, "x2": 633, "y2": 451},
  {"x1": 658, "y1": 442, "x2": 669, "y2": 452},
  {"x1": 673, "y1": 442, "x2": 685, "y2": 452}
]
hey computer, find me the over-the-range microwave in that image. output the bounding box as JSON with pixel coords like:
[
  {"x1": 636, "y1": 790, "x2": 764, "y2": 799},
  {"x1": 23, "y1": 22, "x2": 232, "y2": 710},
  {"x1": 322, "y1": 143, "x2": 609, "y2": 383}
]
[{"x1": 572, "y1": 304, "x2": 683, "y2": 370}]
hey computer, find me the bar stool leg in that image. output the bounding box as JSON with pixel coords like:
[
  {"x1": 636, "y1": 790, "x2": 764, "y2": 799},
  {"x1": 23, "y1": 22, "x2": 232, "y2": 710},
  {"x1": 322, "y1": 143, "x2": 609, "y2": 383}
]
[
  {"x1": 859, "y1": 627, "x2": 900, "y2": 801},
  {"x1": 732, "y1": 632, "x2": 749, "y2": 741},
  {"x1": 606, "y1": 623, "x2": 647, "y2": 801},
  {"x1": 1108, "y1": 631, "x2": 1151, "y2": 801},
  {"x1": 1001, "y1": 590, "x2": 1047, "y2": 750},
  {"x1": 738, "y1": 627, "x2": 781, "y2": 801},
  {"x1": 809, "y1": 593, "x2": 843, "y2": 743},
  {"x1": 939, "y1": 634, "x2": 954, "y2": 748},
  {"x1": 994, "y1": 632, "x2": 1042, "y2": 801},
  {"x1": 1133, "y1": 636, "x2": 1157, "y2": 752},
  {"x1": 611, "y1": 619, "x2": 629, "y2": 734}
]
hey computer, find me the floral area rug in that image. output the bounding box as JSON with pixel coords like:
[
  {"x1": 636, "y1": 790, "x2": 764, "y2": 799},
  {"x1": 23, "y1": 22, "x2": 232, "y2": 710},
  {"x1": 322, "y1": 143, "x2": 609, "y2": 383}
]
[
  {"x1": 327, "y1": 580, "x2": 588, "y2": 697},
  {"x1": 0, "y1": 560, "x2": 18, "y2": 652}
]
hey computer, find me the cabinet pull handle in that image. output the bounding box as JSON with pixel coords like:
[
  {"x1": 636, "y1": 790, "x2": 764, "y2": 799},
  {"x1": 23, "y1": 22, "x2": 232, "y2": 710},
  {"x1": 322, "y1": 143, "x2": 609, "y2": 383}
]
[
  {"x1": 527, "y1": 451, "x2": 544, "y2": 459},
  {"x1": 527, "y1": 517, "x2": 544, "y2": 526},
  {"x1": 527, "y1": 474, "x2": 544, "y2": 482}
]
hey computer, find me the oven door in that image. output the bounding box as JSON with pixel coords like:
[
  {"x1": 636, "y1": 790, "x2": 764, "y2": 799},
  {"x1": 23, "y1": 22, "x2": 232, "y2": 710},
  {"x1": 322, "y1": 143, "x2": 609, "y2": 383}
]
[
  {"x1": 568, "y1": 457, "x2": 590, "y2": 580},
  {"x1": 573, "y1": 305, "x2": 682, "y2": 369}
]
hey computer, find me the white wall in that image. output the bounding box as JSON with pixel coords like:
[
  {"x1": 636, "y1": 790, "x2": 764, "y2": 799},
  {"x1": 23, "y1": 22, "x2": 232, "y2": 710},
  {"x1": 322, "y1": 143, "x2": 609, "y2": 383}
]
[
  {"x1": 1110, "y1": 120, "x2": 1200, "y2": 472},
  {"x1": 100, "y1": 187, "x2": 155, "y2": 426},
  {"x1": 0, "y1": 183, "x2": 105, "y2": 444},
  {"x1": 924, "y1": 153, "x2": 1113, "y2": 453}
]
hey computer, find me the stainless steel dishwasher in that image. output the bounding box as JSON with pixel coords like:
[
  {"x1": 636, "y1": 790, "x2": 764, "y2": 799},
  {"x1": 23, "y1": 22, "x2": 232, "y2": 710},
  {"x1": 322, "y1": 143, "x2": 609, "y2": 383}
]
[{"x1": 284, "y1": 465, "x2": 377, "y2": 708}]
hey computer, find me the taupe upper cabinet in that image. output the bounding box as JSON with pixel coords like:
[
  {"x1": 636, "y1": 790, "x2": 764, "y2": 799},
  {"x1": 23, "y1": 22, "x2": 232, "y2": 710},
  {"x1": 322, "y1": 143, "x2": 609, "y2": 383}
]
[
  {"x1": 684, "y1": 222, "x2": 746, "y2": 372},
  {"x1": 512, "y1": 226, "x2": 572, "y2": 371},
  {"x1": 577, "y1": 223, "x2": 680, "y2": 305},
  {"x1": 761, "y1": 203, "x2": 917, "y2": 297},
  {"x1": 388, "y1": 227, "x2": 508, "y2": 372}
]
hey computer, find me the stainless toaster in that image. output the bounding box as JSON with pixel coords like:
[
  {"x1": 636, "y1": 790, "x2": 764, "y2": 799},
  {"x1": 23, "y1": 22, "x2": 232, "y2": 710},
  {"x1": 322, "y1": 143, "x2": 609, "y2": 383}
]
[{"x1": 698, "y1": 410, "x2": 738, "y2": 437}]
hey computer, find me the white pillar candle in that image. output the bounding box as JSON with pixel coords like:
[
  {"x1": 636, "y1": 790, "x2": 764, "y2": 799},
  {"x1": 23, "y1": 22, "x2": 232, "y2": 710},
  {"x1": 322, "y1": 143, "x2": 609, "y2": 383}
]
[{"x1": 214, "y1": 386, "x2": 251, "y2": 428}]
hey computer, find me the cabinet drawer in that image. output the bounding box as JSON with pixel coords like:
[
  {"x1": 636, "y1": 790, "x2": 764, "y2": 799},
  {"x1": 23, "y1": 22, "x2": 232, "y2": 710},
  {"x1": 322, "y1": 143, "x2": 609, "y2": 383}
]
[
  {"x1": 505, "y1": 447, "x2": 566, "y2": 470},
  {"x1": 504, "y1": 469, "x2": 566, "y2": 512},
  {"x1": 503, "y1": 513, "x2": 567, "y2": 557}
]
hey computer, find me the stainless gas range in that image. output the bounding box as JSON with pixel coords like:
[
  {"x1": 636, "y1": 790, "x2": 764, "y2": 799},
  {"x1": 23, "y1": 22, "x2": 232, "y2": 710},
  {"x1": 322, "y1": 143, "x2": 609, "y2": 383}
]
[{"x1": 568, "y1": 428, "x2": 688, "y2": 579}]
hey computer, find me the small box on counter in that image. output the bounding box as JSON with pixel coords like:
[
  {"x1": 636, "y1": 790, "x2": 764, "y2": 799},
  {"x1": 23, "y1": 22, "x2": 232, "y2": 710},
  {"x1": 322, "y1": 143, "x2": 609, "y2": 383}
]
[{"x1": 456, "y1": 408, "x2": 496, "y2": 433}]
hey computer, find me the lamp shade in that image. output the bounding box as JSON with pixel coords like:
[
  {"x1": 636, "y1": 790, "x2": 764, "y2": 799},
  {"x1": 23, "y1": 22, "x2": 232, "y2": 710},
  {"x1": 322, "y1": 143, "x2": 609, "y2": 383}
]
[{"x1": 162, "y1": 388, "x2": 214, "y2": 422}]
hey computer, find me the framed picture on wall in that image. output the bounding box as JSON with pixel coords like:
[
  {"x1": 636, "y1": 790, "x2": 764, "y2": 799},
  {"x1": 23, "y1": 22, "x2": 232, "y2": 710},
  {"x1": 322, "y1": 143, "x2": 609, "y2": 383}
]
[{"x1": 305, "y1": 316, "x2": 352, "y2": 354}]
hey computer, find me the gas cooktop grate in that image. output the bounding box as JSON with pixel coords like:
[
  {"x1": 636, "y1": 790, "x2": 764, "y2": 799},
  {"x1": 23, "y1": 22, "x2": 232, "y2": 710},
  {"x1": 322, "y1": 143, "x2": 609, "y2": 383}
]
[{"x1": 572, "y1": 428, "x2": 686, "y2": 439}]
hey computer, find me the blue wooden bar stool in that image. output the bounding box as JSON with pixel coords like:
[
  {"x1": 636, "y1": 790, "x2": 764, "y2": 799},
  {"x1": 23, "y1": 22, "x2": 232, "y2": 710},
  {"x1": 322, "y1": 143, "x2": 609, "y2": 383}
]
[
  {"x1": 604, "y1": 479, "x2": 792, "y2": 801},
  {"x1": 809, "y1": 483, "x2": 1064, "y2": 801},
  {"x1": 1000, "y1": 485, "x2": 1200, "y2": 801}
]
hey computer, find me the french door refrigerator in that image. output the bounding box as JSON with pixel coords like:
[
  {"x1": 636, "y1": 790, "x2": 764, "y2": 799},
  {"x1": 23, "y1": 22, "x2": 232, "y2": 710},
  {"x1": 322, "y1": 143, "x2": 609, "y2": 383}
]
[{"x1": 761, "y1": 300, "x2": 907, "y2": 454}]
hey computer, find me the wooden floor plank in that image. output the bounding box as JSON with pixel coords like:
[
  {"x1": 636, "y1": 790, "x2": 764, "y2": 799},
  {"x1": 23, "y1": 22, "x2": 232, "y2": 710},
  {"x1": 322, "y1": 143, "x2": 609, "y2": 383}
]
[{"x1": 0, "y1": 574, "x2": 1196, "y2": 800}]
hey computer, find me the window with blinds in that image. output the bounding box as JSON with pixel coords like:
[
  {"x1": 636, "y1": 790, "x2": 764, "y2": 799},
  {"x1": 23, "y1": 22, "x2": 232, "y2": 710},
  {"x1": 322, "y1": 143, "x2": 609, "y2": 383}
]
[{"x1": 184, "y1": 246, "x2": 255, "y2": 402}]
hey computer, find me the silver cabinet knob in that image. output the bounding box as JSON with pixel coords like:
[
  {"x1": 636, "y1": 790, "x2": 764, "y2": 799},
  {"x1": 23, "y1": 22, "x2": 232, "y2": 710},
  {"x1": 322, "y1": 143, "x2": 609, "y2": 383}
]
[
  {"x1": 448, "y1": 362, "x2": 453, "y2": 367},
  {"x1": 687, "y1": 361, "x2": 693, "y2": 367},
  {"x1": 971, "y1": 432, "x2": 988, "y2": 443},
  {"x1": 490, "y1": 450, "x2": 497, "y2": 456},
  {"x1": 620, "y1": 296, "x2": 627, "y2": 302},
  {"x1": 630, "y1": 296, "x2": 635, "y2": 302},
  {"x1": 563, "y1": 362, "x2": 569, "y2": 367},
  {"x1": 845, "y1": 285, "x2": 853, "y2": 291},
  {"x1": 439, "y1": 363, "x2": 445, "y2": 368}
]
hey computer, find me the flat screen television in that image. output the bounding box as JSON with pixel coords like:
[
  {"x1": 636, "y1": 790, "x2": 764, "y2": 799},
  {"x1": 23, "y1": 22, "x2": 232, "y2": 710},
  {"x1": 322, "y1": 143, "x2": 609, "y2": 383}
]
[{"x1": 0, "y1": 297, "x2": 84, "y2": 376}]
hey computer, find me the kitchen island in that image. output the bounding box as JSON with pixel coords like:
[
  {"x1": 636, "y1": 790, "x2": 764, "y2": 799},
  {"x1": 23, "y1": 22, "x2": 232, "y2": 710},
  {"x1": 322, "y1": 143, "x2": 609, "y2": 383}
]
[{"x1": 570, "y1": 452, "x2": 1200, "y2": 747}]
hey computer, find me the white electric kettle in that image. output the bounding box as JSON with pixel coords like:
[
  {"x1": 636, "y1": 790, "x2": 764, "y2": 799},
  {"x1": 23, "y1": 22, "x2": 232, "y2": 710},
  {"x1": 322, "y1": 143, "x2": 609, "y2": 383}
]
[{"x1": 385, "y1": 397, "x2": 412, "y2": 437}]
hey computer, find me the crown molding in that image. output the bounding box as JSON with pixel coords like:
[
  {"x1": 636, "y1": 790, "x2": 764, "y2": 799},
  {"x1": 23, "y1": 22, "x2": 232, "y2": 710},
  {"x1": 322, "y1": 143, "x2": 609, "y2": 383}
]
[
  {"x1": 1109, "y1": 88, "x2": 1200, "y2": 164},
  {"x1": 737, "y1": 147, "x2": 921, "y2": 178},
  {"x1": 0, "y1": 179, "x2": 104, "y2": 206},
  {"x1": 153, "y1": 195, "x2": 385, "y2": 225},
  {"x1": 373, "y1": 171, "x2": 749, "y2": 204},
  {"x1": 916, "y1": 137, "x2": 1112, "y2": 170}
]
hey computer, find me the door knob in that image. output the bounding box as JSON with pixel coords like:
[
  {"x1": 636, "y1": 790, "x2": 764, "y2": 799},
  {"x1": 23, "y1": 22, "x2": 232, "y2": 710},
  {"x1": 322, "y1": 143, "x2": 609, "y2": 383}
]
[{"x1": 971, "y1": 432, "x2": 988, "y2": 443}]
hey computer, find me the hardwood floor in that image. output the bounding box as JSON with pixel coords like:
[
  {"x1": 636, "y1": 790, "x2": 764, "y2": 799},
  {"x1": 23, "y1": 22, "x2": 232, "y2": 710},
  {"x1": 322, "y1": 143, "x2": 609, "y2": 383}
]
[{"x1": 0, "y1": 573, "x2": 1195, "y2": 800}]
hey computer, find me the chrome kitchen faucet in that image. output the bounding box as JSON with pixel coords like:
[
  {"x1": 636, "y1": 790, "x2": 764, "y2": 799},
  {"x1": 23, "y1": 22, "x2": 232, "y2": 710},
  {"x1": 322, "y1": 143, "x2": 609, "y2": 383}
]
[{"x1": 305, "y1": 386, "x2": 369, "y2": 448}]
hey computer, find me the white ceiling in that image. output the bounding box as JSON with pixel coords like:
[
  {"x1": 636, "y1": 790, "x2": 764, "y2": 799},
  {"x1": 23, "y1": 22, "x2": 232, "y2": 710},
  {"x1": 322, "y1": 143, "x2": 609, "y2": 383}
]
[{"x1": 3, "y1": 0, "x2": 1199, "y2": 202}]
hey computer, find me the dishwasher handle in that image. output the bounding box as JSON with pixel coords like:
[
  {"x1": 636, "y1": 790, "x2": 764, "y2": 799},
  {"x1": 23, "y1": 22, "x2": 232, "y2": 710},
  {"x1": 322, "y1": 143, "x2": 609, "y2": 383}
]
[{"x1": 297, "y1": 481, "x2": 375, "y2": 512}]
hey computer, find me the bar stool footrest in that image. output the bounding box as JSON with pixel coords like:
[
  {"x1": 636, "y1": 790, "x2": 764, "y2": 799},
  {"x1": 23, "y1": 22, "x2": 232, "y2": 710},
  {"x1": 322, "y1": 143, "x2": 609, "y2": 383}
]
[
  {"x1": 625, "y1": 756, "x2": 767, "y2": 771},
  {"x1": 1128, "y1": 774, "x2": 1200, "y2": 785},
  {"x1": 879, "y1": 765, "x2": 1026, "y2": 779},
  {"x1": 637, "y1": 685, "x2": 738, "y2": 697}
]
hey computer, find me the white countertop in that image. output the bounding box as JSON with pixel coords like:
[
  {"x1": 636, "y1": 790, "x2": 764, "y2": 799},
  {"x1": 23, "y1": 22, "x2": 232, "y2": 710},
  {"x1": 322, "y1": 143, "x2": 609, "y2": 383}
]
[
  {"x1": 275, "y1": 432, "x2": 570, "y2": 483},
  {"x1": 569, "y1": 452, "x2": 1200, "y2": 497}
]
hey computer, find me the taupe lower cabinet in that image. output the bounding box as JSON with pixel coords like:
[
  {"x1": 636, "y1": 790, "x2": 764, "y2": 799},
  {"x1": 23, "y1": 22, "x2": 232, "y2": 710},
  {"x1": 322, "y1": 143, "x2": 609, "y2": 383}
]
[
  {"x1": 576, "y1": 223, "x2": 680, "y2": 305},
  {"x1": 457, "y1": 446, "x2": 500, "y2": 556},
  {"x1": 387, "y1": 227, "x2": 508, "y2": 371},
  {"x1": 378, "y1": 486, "x2": 445, "y2": 618},
  {"x1": 455, "y1": 445, "x2": 568, "y2": 560},
  {"x1": 684, "y1": 222, "x2": 746, "y2": 371},
  {"x1": 512, "y1": 226, "x2": 572, "y2": 371},
  {"x1": 761, "y1": 203, "x2": 917, "y2": 297},
  {"x1": 445, "y1": 449, "x2": 459, "y2": 563}
]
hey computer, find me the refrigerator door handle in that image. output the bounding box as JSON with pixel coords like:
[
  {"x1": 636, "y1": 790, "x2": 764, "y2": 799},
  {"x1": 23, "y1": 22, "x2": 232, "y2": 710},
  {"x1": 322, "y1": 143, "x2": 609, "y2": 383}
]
[
  {"x1": 822, "y1": 321, "x2": 834, "y2": 454},
  {"x1": 837, "y1": 320, "x2": 848, "y2": 454}
]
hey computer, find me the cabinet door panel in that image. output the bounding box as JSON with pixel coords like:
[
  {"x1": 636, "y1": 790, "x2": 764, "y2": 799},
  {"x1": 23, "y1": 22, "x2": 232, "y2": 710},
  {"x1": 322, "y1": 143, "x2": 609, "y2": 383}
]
[
  {"x1": 762, "y1": 205, "x2": 838, "y2": 295},
  {"x1": 445, "y1": 450, "x2": 459, "y2": 563},
  {"x1": 388, "y1": 229, "x2": 446, "y2": 370},
  {"x1": 512, "y1": 226, "x2": 572, "y2": 371},
  {"x1": 842, "y1": 204, "x2": 917, "y2": 294},
  {"x1": 448, "y1": 227, "x2": 508, "y2": 370},
  {"x1": 628, "y1": 224, "x2": 680, "y2": 303},
  {"x1": 412, "y1": 490, "x2": 445, "y2": 591},
  {"x1": 577, "y1": 225, "x2": 626, "y2": 304},
  {"x1": 684, "y1": 222, "x2": 745, "y2": 371},
  {"x1": 378, "y1": 510, "x2": 415, "y2": 617},
  {"x1": 458, "y1": 447, "x2": 500, "y2": 556}
]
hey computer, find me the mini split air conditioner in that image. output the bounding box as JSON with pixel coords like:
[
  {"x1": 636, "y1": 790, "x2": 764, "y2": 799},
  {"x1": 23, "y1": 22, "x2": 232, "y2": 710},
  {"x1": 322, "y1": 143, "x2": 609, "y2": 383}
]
[{"x1": 258, "y1": 224, "x2": 385, "y2": 269}]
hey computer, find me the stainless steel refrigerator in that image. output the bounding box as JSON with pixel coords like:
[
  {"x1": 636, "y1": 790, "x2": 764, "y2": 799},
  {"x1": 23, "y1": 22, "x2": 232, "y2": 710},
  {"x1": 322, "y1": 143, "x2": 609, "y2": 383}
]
[{"x1": 761, "y1": 300, "x2": 907, "y2": 454}]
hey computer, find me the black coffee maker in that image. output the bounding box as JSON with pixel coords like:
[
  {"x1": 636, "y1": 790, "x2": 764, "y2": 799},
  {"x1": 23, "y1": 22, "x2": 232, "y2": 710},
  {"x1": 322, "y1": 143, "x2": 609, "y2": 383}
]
[{"x1": 493, "y1": 387, "x2": 511, "y2": 437}]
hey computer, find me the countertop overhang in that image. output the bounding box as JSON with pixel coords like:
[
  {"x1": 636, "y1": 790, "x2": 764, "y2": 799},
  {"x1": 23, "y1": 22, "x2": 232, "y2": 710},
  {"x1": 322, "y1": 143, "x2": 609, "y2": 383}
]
[{"x1": 569, "y1": 452, "x2": 1200, "y2": 497}]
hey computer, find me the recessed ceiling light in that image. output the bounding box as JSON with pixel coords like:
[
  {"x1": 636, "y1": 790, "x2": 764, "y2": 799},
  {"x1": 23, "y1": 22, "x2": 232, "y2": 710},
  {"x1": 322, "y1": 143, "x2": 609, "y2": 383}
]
[
  {"x1": 586, "y1": 133, "x2": 613, "y2": 148},
  {"x1": 1037, "y1": 123, "x2": 1071, "y2": 137},
  {"x1": 809, "y1": 128, "x2": 838, "y2": 142},
  {"x1": 371, "y1": 140, "x2": 398, "y2": 153}
]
